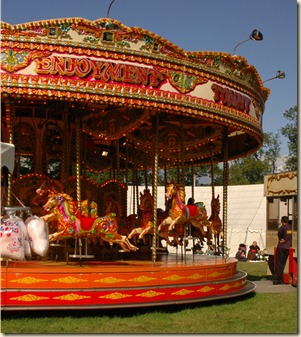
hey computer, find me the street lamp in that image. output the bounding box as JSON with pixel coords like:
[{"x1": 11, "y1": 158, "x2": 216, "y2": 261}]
[
  {"x1": 262, "y1": 70, "x2": 286, "y2": 83},
  {"x1": 232, "y1": 29, "x2": 263, "y2": 55}
]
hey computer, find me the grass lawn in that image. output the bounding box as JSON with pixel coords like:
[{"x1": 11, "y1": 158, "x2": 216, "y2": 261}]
[
  {"x1": 1, "y1": 261, "x2": 298, "y2": 334},
  {"x1": 237, "y1": 260, "x2": 273, "y2": 280}
]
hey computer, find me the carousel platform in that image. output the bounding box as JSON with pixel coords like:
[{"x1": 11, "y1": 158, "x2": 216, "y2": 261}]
[{"x1": 1, "y1": 253, "x2": 255, "y2": 310}]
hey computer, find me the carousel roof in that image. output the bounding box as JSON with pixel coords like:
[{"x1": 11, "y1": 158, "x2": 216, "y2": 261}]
[{"x1": 0, "y1": 17, "x2": 270, "y2": 171}]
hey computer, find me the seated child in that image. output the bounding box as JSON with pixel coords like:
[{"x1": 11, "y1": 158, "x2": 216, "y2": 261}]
[{"x1": 235, "y1": 243, "x2": 248, "y2": 261}]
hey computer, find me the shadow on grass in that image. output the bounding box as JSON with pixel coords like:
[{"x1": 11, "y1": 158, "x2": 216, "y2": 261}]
[{"x1": 246, "y1": 274, "x2": 273, "y2": 281}]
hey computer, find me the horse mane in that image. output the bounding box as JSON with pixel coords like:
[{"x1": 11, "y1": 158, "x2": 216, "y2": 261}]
[
  {"x1": 178, "y1": 185, "x2": 185, "y2": 204},
  {"x1": 61, "y1": 193, "x2": 76, "y2": 215},
  {"x1": 166, "y1": 182, "x2": 185, "y2": 204}
]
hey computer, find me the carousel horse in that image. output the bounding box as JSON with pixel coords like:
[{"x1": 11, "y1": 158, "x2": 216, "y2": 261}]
[
  {"x1": 127, "y1": 189, "x2": 181, "y2": 246},
  {"x1": 158, "y1": 182, "x2": 213, "y2": 245},
  {"x1": 208, "y1": 194, "x2": 223, "y2": 248},
  {"x1": 157, "y1": 219, "x2": 185, "y2": 247},
  {"x1": 42, "y1": 191, "x2": 138, "y2": 252},
  {"x1": 117, "y1": 214, "x2": 140, "y2": 236},
  {"x1": 128, "y1": 189, "x2": 155, "y2": 245},
  {"x1": 0, "y1": 214, "x2": 49, "y2": 261}
]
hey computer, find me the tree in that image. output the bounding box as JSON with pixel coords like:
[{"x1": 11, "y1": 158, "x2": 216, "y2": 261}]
[
  {"x1": 260, "y1": 131, "x2": 281, "y2": 174},
  {"x1": 228, "y1": 155, "x2": 269, "y2": 185},
  {"x1": 227, "y1": 132, "x2": 281, "y2": 185},
  {"x1": 281, "y1": 105, "x2": 297, "y2": 171}
]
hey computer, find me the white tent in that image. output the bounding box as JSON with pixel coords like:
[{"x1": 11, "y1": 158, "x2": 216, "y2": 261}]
[{"x1": 127, "y1": 184, "x2": 266, "y2": 256}]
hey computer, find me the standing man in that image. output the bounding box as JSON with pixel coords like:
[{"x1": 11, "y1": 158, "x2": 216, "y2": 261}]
[{"x1": 273, "y1": 216, "x2": 292, "y2": 285}]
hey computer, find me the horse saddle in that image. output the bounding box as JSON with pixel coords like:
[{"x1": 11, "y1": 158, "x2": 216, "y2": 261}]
[
  {"x1": 72, "y1": 202, "x2": 96, "y2": 231},
  {"x1": 76, "y1": 214, "x2": 95, "y2": 231},
  {"x1": 187, "y1": 205, "x2": 198, "y2": 217}
]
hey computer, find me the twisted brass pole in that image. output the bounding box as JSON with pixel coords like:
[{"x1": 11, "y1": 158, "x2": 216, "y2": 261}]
[
  {"x1": 180, "y1": 119, "x2": 185, "y2": 187},
  {"x1": 152, "y1": 113, "x2": 159, "y2": 264},
  {"x1": 5, "y1": 101, "x2": 14, "y2": 206},
  {"x1": 222, "y1": 128, "x2": 229, "y2": 259},
  {"x1": 61, "y1": 107, "x2": 69, "y2": 191},
  {"x1": 125, "y1": 144, "x2": 129, "y2": 216},
  {"x1": 116, "y1": 140, "x2": 121, "y2": 203},
  {"x1": 191, "y1": 163, "x2": 194, "y2": 201},
  {"x1": 75, "y1": 116, "x2": 82, "y2": 212}
]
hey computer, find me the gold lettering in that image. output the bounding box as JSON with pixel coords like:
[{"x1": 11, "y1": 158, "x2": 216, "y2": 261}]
[
  {"x1": 35, "y1": 57, "x2": 52, "y2": 74},
  {"x1": 75, "y1": 58, "x2": 91, "y2": 77},
  {"x1": 211, "y1": 83, "x2": 251, "y2": 114},
  {"x1": 35, "y1": 55, "x2": 165, "y2": 88}
]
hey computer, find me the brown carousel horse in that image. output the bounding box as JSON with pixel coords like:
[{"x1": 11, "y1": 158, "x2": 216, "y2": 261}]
[
  {"x1": 128, "y1": 189, "x2": 155, "y2": 244},
  {"x1": 158, "y1": 182, "x2": 213, "y2": 245},
  {"x1": 208, "y1": 194, "x2": 223, "y2": 249},
  {"x1": 42, "y1": 191, "x2": 138, "y2": 252}
]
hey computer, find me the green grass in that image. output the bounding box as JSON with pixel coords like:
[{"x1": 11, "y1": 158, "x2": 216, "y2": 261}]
[
  {"x1": 237, "y1": 260, "x2": 273, "y2": 280},
  {"x1": 1, "y1": 261, "x2": 297, "y2": 334}
]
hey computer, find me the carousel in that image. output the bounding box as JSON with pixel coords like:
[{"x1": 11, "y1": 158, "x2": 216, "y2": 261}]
[{"x1": 0, "y1": 15, "x2": 269, "y2": 310}]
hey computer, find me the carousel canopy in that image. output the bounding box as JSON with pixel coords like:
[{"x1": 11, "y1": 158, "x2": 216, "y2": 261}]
[{"x1": 0, "y1": 17, "x2": 270, "y2": 171}]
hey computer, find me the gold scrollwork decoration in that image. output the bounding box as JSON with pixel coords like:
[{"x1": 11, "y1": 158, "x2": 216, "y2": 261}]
[
  {"x1": 128, "y1": 275, "x2": 157, "y2": 282},
  {"x1": 196, "y1": 286, "x2": 215, "y2": 293},
  {"x1": 98, "y1": 292, "x2": 132, "y2": 300},
  {"x1": 136, "y1": 290, "x2": 165, "y2": 298},
  {"x1": 208, "y1": 270, "x2": 229, "y2": 278},
  {"x1": 171, "y1": 288, "x2": 194, "y2": 296},
  {"x1": 163, "y1": 274, "x2": 186, "y2": 281},
  {"x1": 52, "y1": 276, "x2": 88, "y2": 284},
  {"x1": 186, "y1": 273, "x2": 205, "y2": 280},
  {"x1": 10, "y1": 276, "x2": 48, "y2": 284},
  {"x1": 1, "y1": 49, "x2": 51, "y2": 73},
  {"x1": 10, "y1": 294, "x2": 49, "y2": 302},
  {"x1": 53, "y1": 293, "x2": 91, "y2": 301},
  {"x1": 94, "y1": 276, "x2": 127, "y2": 284},
  {"x1": 160, "y1": 68, "x2": 208, "y2": 93}
]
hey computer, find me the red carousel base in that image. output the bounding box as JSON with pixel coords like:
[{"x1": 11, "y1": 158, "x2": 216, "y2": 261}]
[{"x1": 1, "y1": 253, "x2": 255, "y2": 310}]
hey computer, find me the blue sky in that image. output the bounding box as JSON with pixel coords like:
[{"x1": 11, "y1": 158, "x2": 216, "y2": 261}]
[{"x1": 1, "y1": 0, "x2": 297, "y2": 156}]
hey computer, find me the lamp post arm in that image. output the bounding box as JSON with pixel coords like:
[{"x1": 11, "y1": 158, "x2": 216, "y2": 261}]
[{"x1": 232, "y1": 38, "x2": 251, "y2": 55}]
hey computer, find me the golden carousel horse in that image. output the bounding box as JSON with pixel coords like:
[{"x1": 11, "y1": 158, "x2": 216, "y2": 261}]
[
  {"x1": 158, "y1": 182, "x2": 213, "y2": 245},
  {"x1": 42, "y1": 191, "x2": 138, "y2": 252}
]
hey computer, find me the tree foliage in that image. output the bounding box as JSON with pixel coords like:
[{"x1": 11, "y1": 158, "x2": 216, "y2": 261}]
[
  {"x1": 227, "y1": 132, "x2": 281, "y2": 185},
  {"x1": 281, "y1": 105, "x2": 297, "y2": 171}
]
